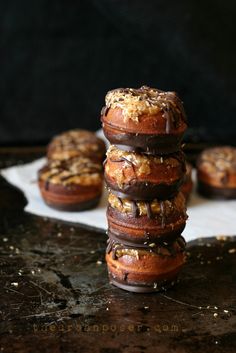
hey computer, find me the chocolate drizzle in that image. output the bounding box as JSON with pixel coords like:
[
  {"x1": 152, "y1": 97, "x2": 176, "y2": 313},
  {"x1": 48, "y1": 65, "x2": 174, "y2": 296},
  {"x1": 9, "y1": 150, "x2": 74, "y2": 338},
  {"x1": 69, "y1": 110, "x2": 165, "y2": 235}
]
[
  {"x1": 110, "y1": 156, "x2": 137, "y2": 175},
  {"x1": 164, "y1": 109, "x2": 173, "y2": 134},
  {"x1": 131, "y1": 200, "x2": 139, "y2": 217},
  {"x1": 221, "y1": 171, "x2": 229, "y2": 185},
  {"x1": 111, "y1": 243, "x2": 127, "y2": 260},
  {"x1": 117, "y1": 197, "x2": 123, "y2": 207},
  {"x1": 106, "y1": 238, "x2": 112, "y2": 254},
  {"x1": 40, "y1": 158, "x2": 102, "y2": 187},
  {"x1": 145, "y1": 202, "x2": 153, "y2": 219},
  {"x1": 160, "y1": 201, "x2": 166, "y2": 229},
  {"x1": 60, "y1": 171, "x2": 99, "y2": 182},
  {"x1": 162, "y1": 104, "x2": 185, "y2": 134},
  {"x1": 109, "y1": 151, "x2": 186, "y2": 171},
  {"x1": 44, "y1": 170, "x2": 63, "y2": 190}
]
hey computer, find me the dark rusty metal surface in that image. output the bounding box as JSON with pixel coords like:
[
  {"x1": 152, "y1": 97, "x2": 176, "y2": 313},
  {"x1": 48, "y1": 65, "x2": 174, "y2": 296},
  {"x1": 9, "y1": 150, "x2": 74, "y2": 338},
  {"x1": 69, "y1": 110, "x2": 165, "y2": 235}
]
[{"x1": 0, "y1": 149, "x2": 236, "y2": 353}]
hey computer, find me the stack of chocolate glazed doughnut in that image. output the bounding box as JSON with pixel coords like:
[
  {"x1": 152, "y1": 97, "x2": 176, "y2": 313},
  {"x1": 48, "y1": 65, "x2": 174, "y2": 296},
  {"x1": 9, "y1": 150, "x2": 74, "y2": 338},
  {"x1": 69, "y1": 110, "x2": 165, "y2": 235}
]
[
  {"x1": 38, "y1": 129, "x2": 106, "y2": 211},
  {"x1": 101, "y1": 86, "x2": 188, "y2": 293}
]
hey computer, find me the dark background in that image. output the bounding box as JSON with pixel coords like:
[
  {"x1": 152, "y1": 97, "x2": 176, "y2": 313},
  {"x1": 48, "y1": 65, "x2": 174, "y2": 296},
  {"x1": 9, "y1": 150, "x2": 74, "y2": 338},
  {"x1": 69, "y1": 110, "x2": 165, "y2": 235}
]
[{"x1": 1, "y1": 0, "x2": 235, "y2": 145}]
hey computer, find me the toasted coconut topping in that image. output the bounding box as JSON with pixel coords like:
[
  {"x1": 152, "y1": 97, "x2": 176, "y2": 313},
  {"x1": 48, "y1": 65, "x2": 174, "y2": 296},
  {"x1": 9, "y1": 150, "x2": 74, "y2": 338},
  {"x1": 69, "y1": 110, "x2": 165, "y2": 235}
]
[{"x1": 104, "y1": 86, "x2": 186, "y2": 123}]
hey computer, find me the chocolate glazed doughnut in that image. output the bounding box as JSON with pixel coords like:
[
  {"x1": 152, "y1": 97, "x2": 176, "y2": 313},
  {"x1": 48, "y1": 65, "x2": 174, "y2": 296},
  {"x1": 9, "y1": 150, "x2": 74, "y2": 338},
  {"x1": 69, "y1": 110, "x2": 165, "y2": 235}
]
[
  {"x1": 106, "y1": 236, "x2": 186, "y2": 293},
  {"x1": 104, "y1": 145, "x2": 186, "y2": 200},
  {"x1": 107, "y1": 192, "x2": 188, "y2": 244},
  {"x1": 101, "y1": 86, "x2": 187, "y2": 154},
  {"x1": 197, "y1": 146, "x2": 236, "y2": 199},
  {"x1": 47, "y1": 129, "x2": 106, "y2": 162},
  {"x1": 38, "y1": 157, "x2": 103, "y2": 211}
]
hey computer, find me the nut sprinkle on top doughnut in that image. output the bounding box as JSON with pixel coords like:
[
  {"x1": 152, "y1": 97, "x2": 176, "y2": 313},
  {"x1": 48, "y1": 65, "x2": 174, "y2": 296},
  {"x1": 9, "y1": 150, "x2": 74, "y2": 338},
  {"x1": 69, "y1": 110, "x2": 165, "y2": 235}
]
[{"x1": 104, "y1": 86, "x2": 186, "y2": 123}]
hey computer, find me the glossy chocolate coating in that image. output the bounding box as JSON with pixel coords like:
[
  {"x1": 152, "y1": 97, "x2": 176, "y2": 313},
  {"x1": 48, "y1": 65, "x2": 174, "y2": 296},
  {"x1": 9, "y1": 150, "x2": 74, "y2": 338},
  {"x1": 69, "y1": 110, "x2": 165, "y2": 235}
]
[
  {"x1": 198, "y1": 180, "x2": 236, "y2": 200},
  {"x1": 106, "y1": 180, "x2": 183, "y2": 201},
  {"x1": 103, "y1": 128, "x2": 185, "y2": 154},
  {"x1": 107, "y1": 229, "x2": 185, "y2": 247},
  {"x1": 108, "y1": 276, "x2": 177, "y2": 293}
]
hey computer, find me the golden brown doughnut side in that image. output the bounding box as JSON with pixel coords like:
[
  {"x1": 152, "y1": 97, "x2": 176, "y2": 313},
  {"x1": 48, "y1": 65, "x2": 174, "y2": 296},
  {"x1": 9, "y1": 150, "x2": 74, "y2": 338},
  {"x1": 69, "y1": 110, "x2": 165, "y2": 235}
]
[
  {"x1": 104, "y1": 145, "x2": 186, "y2": 199},
  {"x1": 38, "y1": 180, "x2": 102, "y2": 211},
  {"x1": 102, "y1": 107, "x2": 187, "y2": 135},
  {"x1": 106, "y1": 236, "x2": 186, "y2": 292},
  {"x1": 101, "y1": 86, "x2": 187, "y2": 154},
  {"x1": 38, "y1": 157, "x2": 103, "y2": 211}
]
